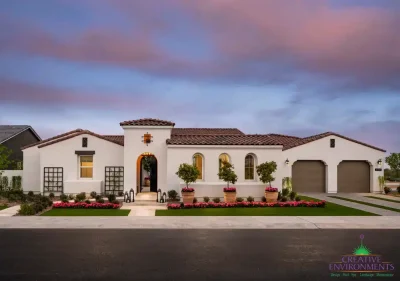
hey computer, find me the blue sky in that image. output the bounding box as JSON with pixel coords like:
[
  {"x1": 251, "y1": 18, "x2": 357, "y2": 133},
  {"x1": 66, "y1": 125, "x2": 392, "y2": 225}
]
[{"x1": 0, "y1": 0, "x2": 399, "y2": 153}]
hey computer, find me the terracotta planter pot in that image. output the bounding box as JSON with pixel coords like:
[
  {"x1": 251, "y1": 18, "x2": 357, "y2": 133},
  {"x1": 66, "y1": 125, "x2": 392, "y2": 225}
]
[
  {"x1": 144, "y1": 179, "x2": 150, "y2": 187},
  {"x1": 265, "y1": 191, "x2": 278, "y2": 202},
  {"x1": 182, "y1": 192, "x2": 195, "y2": 204},
  {"x1": 224, "y1": 192, "x2": 237, "y2": 203}
]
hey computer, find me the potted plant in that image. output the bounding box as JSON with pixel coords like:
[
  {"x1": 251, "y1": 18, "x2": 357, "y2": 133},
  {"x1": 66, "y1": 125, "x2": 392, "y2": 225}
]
[
  {"x1": 256, "y1": 161, "x2": 278, "y2": 202},
  {"x1": 144, "y1": 176, "x2": 150, "y2": 187},
  {"x1": 218, "y1": 160, "x2": 238, "y2": 203},
  {"x1": 176, "y1": 163, "x2": 200, "y2": 204},
  {"x1": 378, "y1": 176, "x2": 385, "y2": 194}
]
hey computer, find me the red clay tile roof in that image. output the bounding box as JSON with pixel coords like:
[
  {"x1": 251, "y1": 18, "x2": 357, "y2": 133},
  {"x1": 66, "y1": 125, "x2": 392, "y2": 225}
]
[
  {"x1": 171, "y1": 128, "x2": 244, "y2": 136},
  {"x1": 166, "y1": 134, "x2": 283, "y2": 146},
  {"x1": 21, "y1": 129, "x2": 84, "y2": 150},
  {"x1": 102, "y1": 135, "x2": 124, "y2": 145},
  {"x1": 37, "y1": 130, "x2": 124, "y2": 148},
  {"x1": 267, "y1": 134, "x2": 302, "y2": 146},
  {"x1": 282, "y1": 131, "x2": 386, "y2": 152},
  {"x1": 120, "y1": 118, "x2": 175, "y2": 127}
]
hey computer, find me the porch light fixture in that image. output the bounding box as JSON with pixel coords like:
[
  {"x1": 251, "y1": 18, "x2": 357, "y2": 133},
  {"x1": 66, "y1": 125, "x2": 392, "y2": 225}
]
[
  {"x1": 377, "y1": 159, "x2": 382, "y2": 167},
  {"x1": 285, "y1": 159, "x2": 290, "y2": 165}
]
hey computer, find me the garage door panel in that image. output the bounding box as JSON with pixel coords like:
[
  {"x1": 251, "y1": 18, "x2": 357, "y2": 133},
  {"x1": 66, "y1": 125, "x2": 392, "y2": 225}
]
[
  {"x1": 338, "y1": 161, "x2": 370, "y2": 193},
  {"x1": 292, "y1": 161, "x2": 326, "y2": 193}
]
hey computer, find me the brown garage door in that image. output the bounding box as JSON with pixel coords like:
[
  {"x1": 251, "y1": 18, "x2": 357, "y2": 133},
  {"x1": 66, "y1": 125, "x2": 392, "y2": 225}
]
[
  {"x1": 337, "y1": 161, "x2": 370, "y2": 193},
  {"x1": 292, "y1": 161, "x2": 326, "y2": 193}
]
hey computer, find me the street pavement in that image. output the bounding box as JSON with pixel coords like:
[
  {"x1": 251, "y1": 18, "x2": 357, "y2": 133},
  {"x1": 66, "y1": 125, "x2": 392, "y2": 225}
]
[{"x1": 0, "y1": 229, "x2": 398, "y2": 281}]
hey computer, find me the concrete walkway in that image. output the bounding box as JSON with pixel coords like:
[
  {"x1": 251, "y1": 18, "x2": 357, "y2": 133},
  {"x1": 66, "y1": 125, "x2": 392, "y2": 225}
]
[
  {"x1": 120, "y1": 205, "x2": 167, "y2": 216},
  {"x1": 0, "y1": 205, "x2": 20, "y2": 217},
  {"x1": 364, "y1": 193, "x2": 400, "y2": 202},
  {"x1": 302, "y1": 193, "x2": 400, "y2": 216},
  {"x1": 0, "y1": 216, "x2": 399, "y2": 229},
  {"x1": 338, "y1": 193, "x2": 400, "y2": 210}
]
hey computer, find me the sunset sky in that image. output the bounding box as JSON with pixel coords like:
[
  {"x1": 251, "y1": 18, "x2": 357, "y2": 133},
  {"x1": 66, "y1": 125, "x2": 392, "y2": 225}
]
[{"x1": 0, "y1": 0, "x2": 399, "y2": 153}]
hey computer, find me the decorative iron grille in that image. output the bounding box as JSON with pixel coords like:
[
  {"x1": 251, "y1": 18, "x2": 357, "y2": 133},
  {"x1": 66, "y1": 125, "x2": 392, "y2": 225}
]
[
  {"x1": 43, "y1": 167, "x2": 63, "y2": 193},
  {"x1": 105, "y1": 166, "x2": 124, "y2": 194}
]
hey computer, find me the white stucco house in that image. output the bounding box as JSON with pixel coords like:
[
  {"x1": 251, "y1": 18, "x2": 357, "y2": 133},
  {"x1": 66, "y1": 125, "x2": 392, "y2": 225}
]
[{"x1": 21, "y1": 118, "x2": 386, "y2": 199}]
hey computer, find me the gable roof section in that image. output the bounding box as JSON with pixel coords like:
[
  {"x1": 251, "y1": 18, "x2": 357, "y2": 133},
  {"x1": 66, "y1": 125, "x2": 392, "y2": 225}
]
[
  {"x1": 167, "y1": 134, "x2": 283, "y2": 146},
  {"x1": 0, "y1": 125, "x2": 41, "y2": 144},
  {"x1": 102, "y1": 135, "x2": 124, "y2": 145},
  {"x1": 21, "y1": 129, "x2": 84, "y2": 150},
  {"x1": 171, "y1": 128, "x2": 244, "y2": 136},
  {"x1": 120, "y1": 118, "x2": 175, "y2": 127},
  {"x1": 282, "y1": 132, "x2": 386, "y2": 152}
]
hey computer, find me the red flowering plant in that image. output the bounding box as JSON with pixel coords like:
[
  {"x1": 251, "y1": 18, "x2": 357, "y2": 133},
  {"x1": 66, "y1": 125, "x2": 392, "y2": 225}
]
[
  {"x1": 223, "y1": 187, "x2": 237, "y2": 192},
  {"x1": 144, "y1": 177, "x2": 150, "y2": 180},
  {"x1": 265, "y1": 187, "x2": 278, "y2": 192},
  {"x1": 167, "y1": 200, "x2": 326, "y2": 209},
  {"x1": 53, "y1": 202, "x2": 120, "y2": 209},
  {"x1": 181, "y1": 187, "x2": 195, "y2": 193}
]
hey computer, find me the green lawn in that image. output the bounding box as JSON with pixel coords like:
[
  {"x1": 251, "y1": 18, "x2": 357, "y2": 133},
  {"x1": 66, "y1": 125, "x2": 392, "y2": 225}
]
[
  {"x1": 155, "y1": 196, "x2": 377, "y2": 216},
  {"x1": 41, "y1": 209, "x2": 131, "y2": 216},
  {"x1": 0, "y1": 205, "x2": 8, "y2": 211},
  {"x1": 329, "y1": 196, "x2": 400, "y2": 213},
  {"x1": 365, "y1": 196, "x2": 400, "y2": 204}
]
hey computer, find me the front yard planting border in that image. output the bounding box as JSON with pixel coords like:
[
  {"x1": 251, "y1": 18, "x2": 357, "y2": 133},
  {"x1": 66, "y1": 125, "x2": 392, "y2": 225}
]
[
  {"x1": 329, "y1": 196, "x2": 400, "y2": 213},
  {"x1": 0, "y1": 205, "x2": 8, "y2": 211},
  {"x1": 41, "y1": 209, "x2": 131, "y2": 216}
]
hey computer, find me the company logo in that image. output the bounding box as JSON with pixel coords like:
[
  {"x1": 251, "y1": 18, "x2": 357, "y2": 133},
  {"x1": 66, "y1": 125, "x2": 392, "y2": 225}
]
[{"x1": 329, "y1": 235, "x2": 395, "y2": 278}]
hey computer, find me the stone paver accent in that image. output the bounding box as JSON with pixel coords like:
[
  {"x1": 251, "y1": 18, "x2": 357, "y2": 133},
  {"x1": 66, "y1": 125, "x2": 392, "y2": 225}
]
[
  {"x1": 302, "y1": 193, "x2": 400, "y2": 216},
  {"x1": 0, "y1": 205, "x2": 20, "y2": 217},
  {"x1": 0, "y1": 216, "x2": 399, "y2": 229}
]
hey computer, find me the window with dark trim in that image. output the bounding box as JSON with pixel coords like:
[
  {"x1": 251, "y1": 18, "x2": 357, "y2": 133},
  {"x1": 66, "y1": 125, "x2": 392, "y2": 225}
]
[
  {"x1": 330, "y1": 139, "x2": 335, "y2": 148},
  {"x1": 43, "y1": 167, "x2": 63, "y2": 193},
  {"x1": 82, "y1": 137, "x2": 88, "y2": 147}
]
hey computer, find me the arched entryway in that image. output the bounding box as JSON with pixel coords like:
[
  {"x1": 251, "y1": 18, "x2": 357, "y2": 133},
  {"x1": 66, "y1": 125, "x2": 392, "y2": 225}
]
[{"x1": 136, "y1": 153, "x2": 158, "y2": 194}]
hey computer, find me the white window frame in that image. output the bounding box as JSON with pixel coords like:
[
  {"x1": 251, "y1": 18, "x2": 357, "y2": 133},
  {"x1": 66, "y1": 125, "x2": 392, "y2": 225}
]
[{"x1": 79, "y1": 155, "x2": 94, "y2": 180}]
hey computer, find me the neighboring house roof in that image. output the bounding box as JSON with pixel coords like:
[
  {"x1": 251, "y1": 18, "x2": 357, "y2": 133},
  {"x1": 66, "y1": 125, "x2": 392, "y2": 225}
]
[
  {"x1": 0, "y1": 125, "x2": 41, "y2": 144},
  {"x1": 166, "y1": 134, "x2": 283, "y2": 146},
  {"x1": 281, "y1": 131, "x2": 386, "y2": 152},
  {"x1": 120, "y1": 118, "x2": 175, "y2": 127},
  {"x1": 267, "y1": 133, "x2": 302, "y2": 146},
  {"x1": 171, "y1": 128, "x2": 244, "y2": 135}
]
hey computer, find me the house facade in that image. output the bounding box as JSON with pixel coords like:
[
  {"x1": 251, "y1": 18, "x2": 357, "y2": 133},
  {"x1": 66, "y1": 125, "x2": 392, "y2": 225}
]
[{"x1": 21, "y1": 118, "x2": 386, "y2": 199}]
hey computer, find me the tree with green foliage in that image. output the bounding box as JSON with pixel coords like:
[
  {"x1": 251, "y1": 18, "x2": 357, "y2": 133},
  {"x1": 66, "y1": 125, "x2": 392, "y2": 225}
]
[
  {"x1": 0, "y1": 145, "x2": 14, "y2": 176},
  {"x1": 176, "y1": 163, "x2": 200, "y2": 188},
  {"x1": 385, "y1": 153, "x2": 400, "y2": 178},
  {"x1": 218, "y1": 160, "x2": 238, "y2": 187},
  {"x1": 256, "y1": 161, "x2": 277, "y2": 187}
]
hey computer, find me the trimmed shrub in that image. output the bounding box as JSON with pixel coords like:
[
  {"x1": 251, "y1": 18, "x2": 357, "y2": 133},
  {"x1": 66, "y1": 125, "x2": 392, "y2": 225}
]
[
  {"x1": 289, "y1": 191, "x2": 297, "y2": 201},
  {"x1": 111, "y1": 200, "x2": 120, "y2": 204},
  {"x1": 282, "y1": 188, "x2": 290, "y2": 197},
  {"x1": 168, "y1": 190, "x2": 178, "y2": 200},
  {"x1": 33, "y1": 202, "x2": 43, "y2": 213},
  {"x1": 212, "y1": 197, "x2": 221, "y2": 203},
  {"x1": 68, "y1": 194, "x2": 74, "y2": 200},
  {"x1": 277, "y1": 191, "x2": 282, "y2": 201},
  {"x1": 18, "y1": 204, "x2": 36, "y2": 216},
  {"x1": 247, "y1": 196, "x2": 254, "y2": 202},
  {"x1": 61, "y1": 198, "x2": 69, "y2": 203},
  {"x1": 74, "y1": 199, "x2": 79, "y2": 203},
  {"x1": 384, "y1": 186, "x2": 391, "y2": 194},
  {"x1": 97, "y1": 198, "x2": 105, "y2": 203},
  {"x1": 203, "y1": 196, "x2": 210, "y2": 203},
  {"x1": 295, "y1": 196, "x2": 301, "y2": 202},
  {"x1": 118, "y1": 191, "x2": 124, "y2": 197},
  {"x1": 60, "y1": 194, "x2": 68, "y2": 201},
  {"x1": 85, "y1": 199, "x2": 91, "y2": 204},
  {"x1": 281, "y1": 196, "x2": 288, "y2": 202},
  {"x1": 261, "y1": 196, "x2": 267, "y2": 202},
  {"x1": 236, "y1": 197, "x2": 244, "y2": 203},
  {"x1": 397, "y1": 186, "x2": 400, "y2": 194},
  {"x1": 49, "y1": 193, "x2": 55, "y2": 199},
  {"x1": 193, "y1": 198, "x2": 198, "y2": 203},
  {"x1": 90, "y1": 191, "x2": 97, "y2": 199},
  {"x1": 76, "y1": 192, "x2": 86, "y2": 202},
  {"x1": 28, "y1": 191, "x2": 34, "y2": 197},
  {"x1": 107, "y1": 194, "x2": 116, "y2": 203},
  {"x1": 95, "y1": 194, "x2": 101, "y2": 201}
]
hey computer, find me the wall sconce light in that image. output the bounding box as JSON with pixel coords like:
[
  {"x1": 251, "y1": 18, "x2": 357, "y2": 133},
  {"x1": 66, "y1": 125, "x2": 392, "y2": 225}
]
[
  {"x1": 377, "y1": 159, "x2": 382, "y2": 167},
  {"x1": 285, "y1": 159, "x2": 290, "y2": 165}
]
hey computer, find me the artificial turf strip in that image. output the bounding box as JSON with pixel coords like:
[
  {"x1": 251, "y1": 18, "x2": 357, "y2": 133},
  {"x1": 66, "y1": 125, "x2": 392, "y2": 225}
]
[
  {"x1": 41, "y1": 209, "x2": 131, "y2": 216},
  {"x1": 155, "y1": 196, "x2": 377, "y2": 216},
  {"x1": 329, "y1": 196, "x2": 400, "y2": 213},
  {"x1": 365, "y1": 196, "x2": 400, "y2": 204}
]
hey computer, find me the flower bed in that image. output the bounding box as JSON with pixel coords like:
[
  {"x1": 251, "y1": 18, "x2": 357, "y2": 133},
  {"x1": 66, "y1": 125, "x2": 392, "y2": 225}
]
[
  {"x1": 265, "y1": 187, "x2": 278, "y2": 192},
  {"x1": 52, "y1": 202, "x2": 120, "y2": 209},
  {"x1": 168, "y1": 200, "x2": 326, "y2": 209},
  {"x1": 223, "y1": 187, "x2": 236, "y2": 192},
  {"x1": 181, "y1": 187, "x2": 195, "y2": 192}
]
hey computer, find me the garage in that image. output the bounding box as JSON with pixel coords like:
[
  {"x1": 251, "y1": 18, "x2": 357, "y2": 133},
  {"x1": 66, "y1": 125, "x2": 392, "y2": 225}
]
[
  {"x1": 337, "y1": 161, "x2": 370, "y2": 193},
  {"x1": 292, "y1": 160, "x2": 326, "y2": 193}
]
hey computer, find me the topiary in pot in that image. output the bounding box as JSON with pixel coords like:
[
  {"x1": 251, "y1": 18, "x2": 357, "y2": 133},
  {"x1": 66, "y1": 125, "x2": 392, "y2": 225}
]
[{"x1": 176, "y1": 163, "x2": 200, "y2": 204}]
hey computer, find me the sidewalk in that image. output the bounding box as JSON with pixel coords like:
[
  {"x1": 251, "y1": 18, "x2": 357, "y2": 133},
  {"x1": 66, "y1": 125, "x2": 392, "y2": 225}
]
[{"x1": 0, "y1": 216, "x2": 399, "y2": 229}]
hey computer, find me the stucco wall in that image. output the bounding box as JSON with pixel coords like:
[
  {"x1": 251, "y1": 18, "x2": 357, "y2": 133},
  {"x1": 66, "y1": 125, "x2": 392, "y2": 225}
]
[
  {"x1": 166, "y1": 145, "x2": 284, "y2": 198},
  {"x1": 22, "y1": 146, "x2": 41, "y2": 192},
  {"x1": 283, "y1": 136, "x2": 385, "y2": 193},
  {"x1": 123, "y1": 126, "x2": 172, "y2": 193},
  {"x1": 39, "y1": 134, "x2": 124, "y2": 194}
]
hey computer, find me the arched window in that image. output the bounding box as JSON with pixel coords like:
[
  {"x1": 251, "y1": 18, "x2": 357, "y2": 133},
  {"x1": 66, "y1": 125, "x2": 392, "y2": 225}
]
[
  {"x1": 192, "y1": 153, "x2": 204, "y2": 180},
  {"x1": 245, "y1": 154, "x2": 255, "y2": 180},
  {"x1": 219, "y1": 153, "x2": 230, "y2": 179}
]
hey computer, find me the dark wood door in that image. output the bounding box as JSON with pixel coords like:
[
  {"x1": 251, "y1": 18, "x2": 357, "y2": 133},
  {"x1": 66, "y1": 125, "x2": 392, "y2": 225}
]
[{"x1": 149, "y1": 156, "x2": 158, "y2": 192}]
